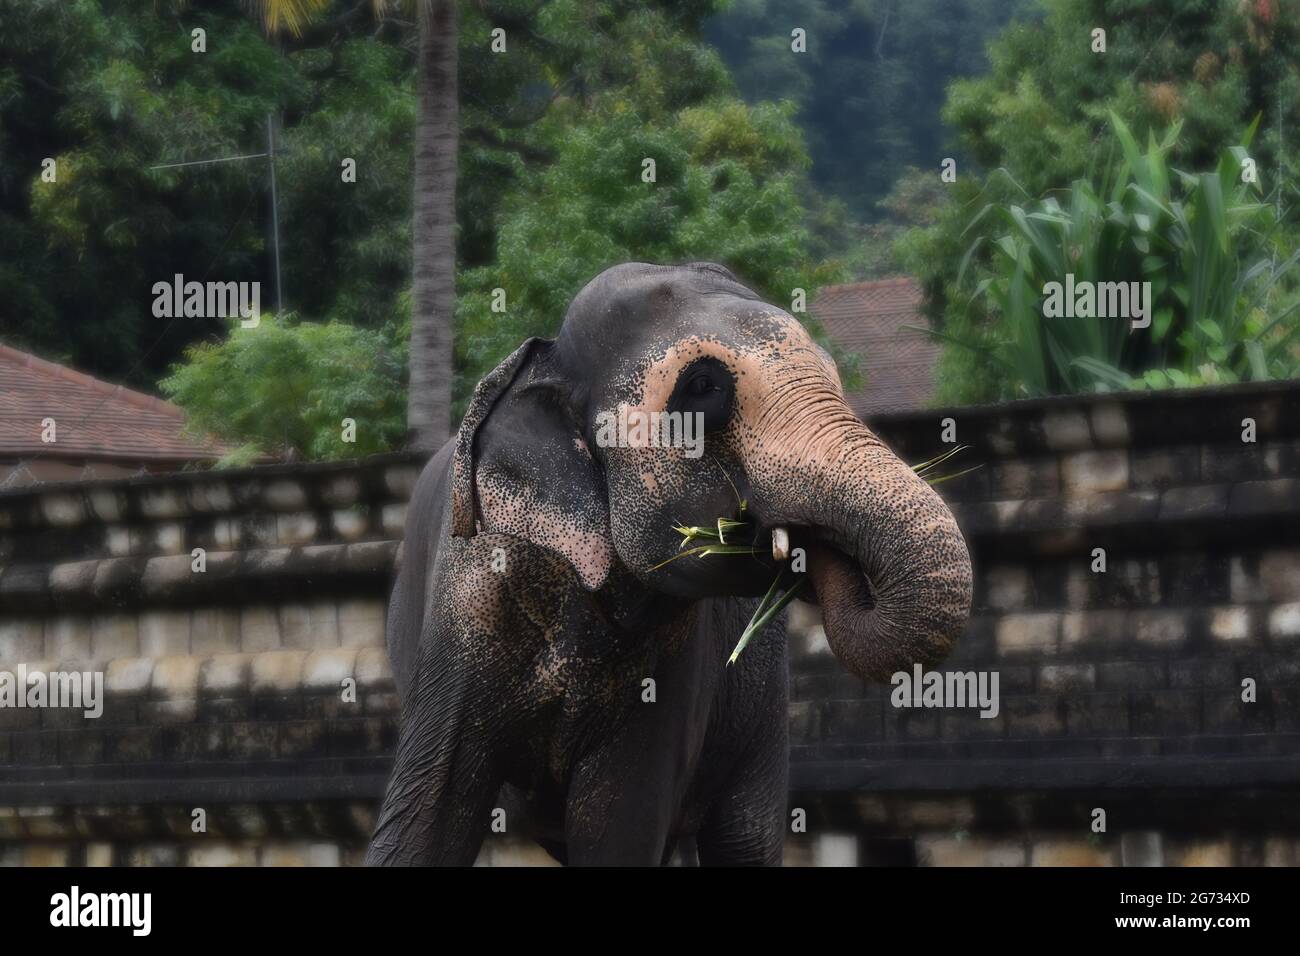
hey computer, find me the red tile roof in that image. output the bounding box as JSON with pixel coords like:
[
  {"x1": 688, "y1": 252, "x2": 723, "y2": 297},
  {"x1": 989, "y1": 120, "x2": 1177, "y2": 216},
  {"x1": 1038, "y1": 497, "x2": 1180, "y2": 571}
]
[
  {"x1": 0, "y1": 343, "x2": 226, "y2": 463},
  {"x1": 813, "y1": 277, "x2": 940, "y2": 417}
]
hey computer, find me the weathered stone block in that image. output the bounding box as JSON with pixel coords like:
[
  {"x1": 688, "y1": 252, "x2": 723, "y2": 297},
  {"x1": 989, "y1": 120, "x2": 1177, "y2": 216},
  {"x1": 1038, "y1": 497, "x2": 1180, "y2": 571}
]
[
  {"x1": 250, "y1": 650, "x2": 307, "y2": 693},
  {"x1": 1132, "y1": 610, "x2": 1186, "y2": 646},
  {"x1": 1061, "y1": 450, "x2": 1128, "y2": 496},
  {"x1": 1120, "y1": 832, "x2": 1163, "y2": 867},
  {"x1": 1097, "y1": 661, "x2": 1164, "y2": 690},
  {"x1": 152, "y1": 655, "x2": 202, "y2": 699},
  {"x1": 1130, "y1": 447, "x2": 1200, "y2": 488},
  {"x1": 1131, "y1": 689, "x2": 1201, "y2": 734},
  {"x1": 87, "y1": 488, "x2": 126, "y2": 522},
  {"x1": 338, "y1": 599, "x2": 385, "y2": 647},
  {"x1": 191, "y1": 608, "x2": 243, "y2": 656},
  {"x1": 333, "y1": 508, "x2": 370, "y2": 541},
  {"x1": 1159, "y1": 485, "x2": 1229, "y2": 520},
  {"x1": 996, "y1": 613, "x2": 1059, "y2": 655},
  {"x1": 1259, "y1": 550, "x2": 1300, "y2": 601},
  {"x1": 1002, "y1": 694, "x2": 1066, "y2": 736},
  {"x1": 0, "y1": 617, "x2": 44, "y2": 664},
  {"x1": 213, "y1": 518, "x2": 238, "y2": 550},
  {"x1": 141, "y1": 697, "x2": 199, "y2": 722},
  {"x1": 139, "y1": 487, "x2": 186, "y2": 519},
  {"x1": 240, "y1": 606, "x2": 281, "y2": 652},
  {"x1": 302, "y1": 647, "x2": 357, "y2": 690},
  {"x1": 1229, "y1": 479, "x2": 1300, "y2": 517},
  {"x1": 105, "y1": 525, "x2": 132, "y2": 556},
  {"x1": 918, "y1": 836, "x2": 1025, "y2": 867},
  {"x1": 261, "y1": 842, "x2": 342, "y2": 867},
  {"x1": 201, "y1": 654, "x2": 251, "y2": 696},
  {"x1": 44, "y1": 615, "x2": 91, "y2": 662},
  {"x1": 141, "y1": 554, "x2": 193, "y2": 596},
  {"x1": 105, "y1": 656, "x2": 154, "y2": 696},
  {"x1": 1090, "y1": 402, "x2": 1129, "y2": 446},
  {"x1": 139, "y1": 609, "x2": 192, "y2": 657},
  {"x1": 385, "y1": 464, "x2": 420, "y2": 500},
  {"x1": 1039, "y1": 663, "x2": 1096, "y2": 692},
  {"x1": 1030, "y1": 839, "x2": 1114, "y2": 867},
  {"x1": 988, "y1": 458, "x2": 1059, "y2": 498},
  {"x1": 50, "y1": 560, "x2": 100, "y2": 600},
  {"x1": 382, "y1": 503, "x2": 407, "y2": 537},
  {"x1": 1168, "y1": 840, "x2": 1233, "y2": 867},
  {"x1": 1269, "y1": 602, "x2": 1300, "y2": 639},
  {"x1": 41, "y1": 492, "x2": 86, "y2": 527},
  {"x1": 1208, "y1": 606, "x2": 1252, "y2": 643},
  {"x1": 264, "y1": 479, "x2": 308, "y2": 511},
  {"x1": 1042, "y1": 409, "x2": 1092, "y2": 451},
  {"x1": 321, "y1": 475, "x2": 362, "y2": 507},
  {"x1": 1063, "y1": 692, "x2": 1129, "y2": 735},
  {"x1": 276, "y1": 512, "x2": 319, "y2": 546},
  {"x1": 355, "y1": 646, "x2": 394, "y2": 691},
  {"x1": 152, "y1": 522, "x2": 184, "y2": 554},
  {"x1": 190, "y1": 481, "x2": 235, "y2": 513},
  {"x1": 280, "y1": 602, "x2": 340, "y2": 650},
  {"x1": 91, "y1": 614, "x2": 139, "y2": 660},
  {"x1": 983, "y1": 565, "x2": 1030, "y2": 610},
  {"x1": 188, "y1": 843, "x2": 258, "y2": 867}
]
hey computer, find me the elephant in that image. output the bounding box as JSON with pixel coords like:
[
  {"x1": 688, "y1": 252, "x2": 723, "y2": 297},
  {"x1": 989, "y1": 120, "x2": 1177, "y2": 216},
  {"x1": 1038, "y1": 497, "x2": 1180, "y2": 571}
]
[{"x1": 365, "y1": 261, "x2": 973, "y2": 866}]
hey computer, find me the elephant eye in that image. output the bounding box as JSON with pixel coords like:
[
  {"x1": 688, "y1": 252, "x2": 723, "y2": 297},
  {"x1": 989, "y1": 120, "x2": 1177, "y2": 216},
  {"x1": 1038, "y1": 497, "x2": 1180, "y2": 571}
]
[
  {"x1": 687, "y1": 372, "x2": 714, "y2": 395},
  {"x1": 669, "y1": 357, "x2": 734, "y2": 433}
]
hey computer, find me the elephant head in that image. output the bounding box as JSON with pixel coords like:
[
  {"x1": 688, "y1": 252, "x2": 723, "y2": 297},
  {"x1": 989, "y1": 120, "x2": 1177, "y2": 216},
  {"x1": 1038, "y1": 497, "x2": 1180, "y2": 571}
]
[{"x1": 452, "y1": 262, "x2": 972, "y2": 681}]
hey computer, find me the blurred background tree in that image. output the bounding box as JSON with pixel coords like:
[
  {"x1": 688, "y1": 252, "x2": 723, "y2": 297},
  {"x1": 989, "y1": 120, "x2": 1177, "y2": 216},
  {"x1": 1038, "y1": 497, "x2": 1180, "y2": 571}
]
[
  {"x1": 3, "y1": 0, "x2": 1297, "y2": 460},
  {"x1": 899, "y1": 0, "x2": 1300, "y2": 403}
]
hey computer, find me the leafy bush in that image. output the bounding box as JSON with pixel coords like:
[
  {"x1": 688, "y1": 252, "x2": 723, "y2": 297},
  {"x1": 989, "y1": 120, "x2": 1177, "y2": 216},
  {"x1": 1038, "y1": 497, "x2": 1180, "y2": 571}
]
[
  {"x1": 935, "y1": 115, "x2": 1299, "y2": 398},
  {"x1": 161, "y1": 314, "x2": 406, "y2": 463}
]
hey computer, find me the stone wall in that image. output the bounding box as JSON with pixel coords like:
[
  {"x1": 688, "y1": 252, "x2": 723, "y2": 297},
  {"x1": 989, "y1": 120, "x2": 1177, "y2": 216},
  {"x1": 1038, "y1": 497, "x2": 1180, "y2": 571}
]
[
  {"x1": 1, "y1": 382, "x2": 1298, "y2": 866},
  {"x1": 788, "y1": 380, "x2": 1300, "y2": 866}
]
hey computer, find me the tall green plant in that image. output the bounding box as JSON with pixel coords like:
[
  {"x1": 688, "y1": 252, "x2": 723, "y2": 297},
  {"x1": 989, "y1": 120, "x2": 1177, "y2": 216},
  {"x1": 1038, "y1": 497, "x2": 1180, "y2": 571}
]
[{"x1": 948, "y1": 115, "x2": 1300, "y2": 397}]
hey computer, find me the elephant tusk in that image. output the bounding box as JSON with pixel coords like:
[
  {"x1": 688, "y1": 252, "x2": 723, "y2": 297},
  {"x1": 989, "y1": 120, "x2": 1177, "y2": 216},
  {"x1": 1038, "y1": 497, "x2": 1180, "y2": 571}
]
[{"x1": 771, "y1": 526, "x2": 790, "y2": 561}]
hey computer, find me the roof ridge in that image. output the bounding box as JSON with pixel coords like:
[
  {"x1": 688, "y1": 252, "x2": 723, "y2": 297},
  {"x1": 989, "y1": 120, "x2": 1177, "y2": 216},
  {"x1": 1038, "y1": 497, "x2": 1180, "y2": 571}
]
[
  {"x1": 817, "y1": 276, "x2": 919, "y2": 293},
  {"x1": 0, "y1": 342, "x2": 184, "y2": 419}
]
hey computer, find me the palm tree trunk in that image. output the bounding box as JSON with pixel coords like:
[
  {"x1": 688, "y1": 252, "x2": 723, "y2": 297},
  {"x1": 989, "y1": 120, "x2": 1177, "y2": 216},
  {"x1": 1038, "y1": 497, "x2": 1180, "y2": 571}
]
[{"x1": 406, "y1": 0, "x2": 458, "y2": 451}]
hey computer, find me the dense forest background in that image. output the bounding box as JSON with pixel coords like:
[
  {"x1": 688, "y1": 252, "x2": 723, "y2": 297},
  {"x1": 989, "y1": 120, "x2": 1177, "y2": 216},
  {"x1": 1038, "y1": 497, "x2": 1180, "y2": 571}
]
[{"x1": 1, "y1": 0, "x2": 1296, "y2": 460}]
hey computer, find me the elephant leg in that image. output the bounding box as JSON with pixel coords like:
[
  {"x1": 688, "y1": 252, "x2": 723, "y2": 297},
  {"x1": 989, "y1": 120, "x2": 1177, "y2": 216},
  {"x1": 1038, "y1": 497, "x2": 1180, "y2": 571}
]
[
  {"x1": 562, "y1": 745, "x2": 683, "y2": 866},
  {"x1": 695, "y1": 698, "x2": 788, "y2": 867},
  {"x1": 366, "y1": 636, "x2": 502, "y2": 866}
]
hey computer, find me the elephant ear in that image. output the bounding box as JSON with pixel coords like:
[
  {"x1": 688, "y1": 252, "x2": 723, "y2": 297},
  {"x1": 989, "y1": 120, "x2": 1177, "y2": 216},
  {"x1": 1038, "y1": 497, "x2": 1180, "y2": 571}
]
[{"x1": 450, "y1": 338, "x2": 615, "y2": 591}]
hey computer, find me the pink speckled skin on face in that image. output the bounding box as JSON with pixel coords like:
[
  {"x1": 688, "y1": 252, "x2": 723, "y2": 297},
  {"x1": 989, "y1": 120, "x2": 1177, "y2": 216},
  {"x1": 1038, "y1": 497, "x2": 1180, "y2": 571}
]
[{"x1": 368, "y1": 262, "x2": 972, "y2": 866}]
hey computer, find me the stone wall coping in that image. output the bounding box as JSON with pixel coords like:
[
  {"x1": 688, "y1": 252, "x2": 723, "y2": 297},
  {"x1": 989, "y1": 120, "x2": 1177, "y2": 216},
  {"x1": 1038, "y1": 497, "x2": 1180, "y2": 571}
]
[
  {"x1": 0, "y1": 541, "x2": 398, "y2": 613},
  {"x1": 869, "y1": 378, "x2": 1300, "y2": 428}
]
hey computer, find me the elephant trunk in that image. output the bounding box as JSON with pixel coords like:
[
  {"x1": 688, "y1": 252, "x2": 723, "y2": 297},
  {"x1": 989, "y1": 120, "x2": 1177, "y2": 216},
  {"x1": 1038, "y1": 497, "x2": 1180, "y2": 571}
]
[{"x1": 753, "y1": 413, "x2": 973, "y2": 683}]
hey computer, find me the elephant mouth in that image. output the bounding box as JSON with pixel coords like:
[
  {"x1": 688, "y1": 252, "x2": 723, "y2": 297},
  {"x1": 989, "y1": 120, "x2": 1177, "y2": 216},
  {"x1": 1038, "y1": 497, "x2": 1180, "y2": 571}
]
[{"x1": 757, "y1": 523, "x2": 869, "y2": 612}]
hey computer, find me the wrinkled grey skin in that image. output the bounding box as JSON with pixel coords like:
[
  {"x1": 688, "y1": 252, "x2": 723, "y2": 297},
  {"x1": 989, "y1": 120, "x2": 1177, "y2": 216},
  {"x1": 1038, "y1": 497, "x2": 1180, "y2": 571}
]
[{"x1": 366, "y1": 262, "x2": 972, "y2": 866}]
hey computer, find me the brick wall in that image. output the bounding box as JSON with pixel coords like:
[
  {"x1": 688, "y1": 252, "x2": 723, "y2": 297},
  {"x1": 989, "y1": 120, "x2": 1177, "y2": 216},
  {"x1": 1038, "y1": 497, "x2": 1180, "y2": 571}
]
[{"x1": 1, "y1": 382, "x2": 1298, "y2": 866}]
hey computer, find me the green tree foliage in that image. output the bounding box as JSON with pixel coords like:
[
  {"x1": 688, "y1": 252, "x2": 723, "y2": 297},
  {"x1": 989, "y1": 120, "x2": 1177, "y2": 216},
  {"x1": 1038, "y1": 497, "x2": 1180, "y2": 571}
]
[
  {"x1": 455, "y1": 101, "x2": 840, "y2": 413},
  {"x1": 946, "y1": 117, "x2": 1298, "y2": 399},
  {"x1": 5, "y1": 0, "x2": 840, "y2": 459},
  {"x1": 900, "y1": 0, "x2": 1300, "y2": 402},
  {"x1": 2, "y1": 0, "x2": 415, "y2": 385},
  {"x1": 944, "y1": 0, "x2": 1300, "y2": 197},
  {"x1": 160, "y1": 314, "x2": 406, "y2": 462},
  {"x1": 707, "y1": 0, "x2": 1035, "y2": 223}
]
